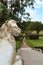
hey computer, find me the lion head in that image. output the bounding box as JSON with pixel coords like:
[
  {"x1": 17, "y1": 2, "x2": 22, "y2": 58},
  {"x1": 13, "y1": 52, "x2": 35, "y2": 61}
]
[
  {"x1": 1, "y1": 20, "x2": 21, "y2": 36},
  {"x1": 6, "y1": 20, "x2": 21, "y2": 36}
]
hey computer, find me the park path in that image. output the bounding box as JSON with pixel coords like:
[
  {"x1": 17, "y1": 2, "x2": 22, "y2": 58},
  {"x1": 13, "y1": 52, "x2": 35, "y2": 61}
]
[
  {"x1": 17, "y1": 38, "x2": 43, "y2": 65},
  {"x1": 16, "y1": 37, "x2": 29, "y2": 55},
  {"x1": 22, "y1": 37, "x2": 29, "y2": 48}
]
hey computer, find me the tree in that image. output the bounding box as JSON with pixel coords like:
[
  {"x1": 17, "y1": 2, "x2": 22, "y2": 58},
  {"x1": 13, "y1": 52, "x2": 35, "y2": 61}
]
[
  {"x1": 0, "y1": 0, "x2": 13, "y2": 26},
  {"x1": 10, "y1": 0, "x2": 34, "y2": 21},
  {"x1": 34, "y1": 22, "x2": 42, "y2": 34},
  {"x1": 0, "y1": 0, "x2": 34, "y2": 26},
  {"x1": 28, "y1": 21, "x2": 42, "y2": 34},
  {"x1": 42, "y1": 24, "x2": 43, "y2": 30}
]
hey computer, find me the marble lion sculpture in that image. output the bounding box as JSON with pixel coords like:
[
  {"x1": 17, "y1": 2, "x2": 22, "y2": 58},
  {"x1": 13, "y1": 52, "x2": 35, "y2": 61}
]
[{"x1": 0, "y1": 20, "x2": 21, "y2": 65}]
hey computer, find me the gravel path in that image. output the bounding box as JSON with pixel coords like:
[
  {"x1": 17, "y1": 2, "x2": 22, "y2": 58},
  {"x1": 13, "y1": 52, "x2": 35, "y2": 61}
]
[{"x1": 21, "y1": 48, "x2": 43, "y2": 65}]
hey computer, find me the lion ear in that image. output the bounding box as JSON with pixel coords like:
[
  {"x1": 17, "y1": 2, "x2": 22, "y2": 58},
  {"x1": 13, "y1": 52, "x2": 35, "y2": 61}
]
[
  {"x1": 5, "y1": 20, "x2": 9, "y2": 26},
  {"x1": 9, "y1": 19, "x2": 16, "y2": 24},
  {"x1": 5, "y1": 20, "x2": 11, "y2": 27}
]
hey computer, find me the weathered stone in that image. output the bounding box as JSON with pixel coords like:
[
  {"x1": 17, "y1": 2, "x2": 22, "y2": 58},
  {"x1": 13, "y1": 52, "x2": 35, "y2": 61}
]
[{"x1": 0, "y1": 20, "x2": 21, "y2": 65}]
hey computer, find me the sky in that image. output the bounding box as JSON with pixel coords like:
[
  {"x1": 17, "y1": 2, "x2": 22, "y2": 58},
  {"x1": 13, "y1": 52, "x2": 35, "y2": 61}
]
[{"x1": 25, "y1": 0, "x2": 43, "y2": 23}]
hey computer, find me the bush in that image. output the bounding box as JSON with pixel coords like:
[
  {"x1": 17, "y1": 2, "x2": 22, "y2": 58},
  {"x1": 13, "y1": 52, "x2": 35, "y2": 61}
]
[
  {"x1": 25, "y1": 33, "x2": 29, "y2": 38},
  {"x1": 14, "y1": 34, "x2": 24, "y2": 41},
  {"x1": 14, "y1": 34, "x2": 23, "y2": 51},
  {"x1": 29, "y1": 34, "x2": 39, "y2": 39},
  {"x1": 34, "y1": 47, "x2": 43, "y2": 50},
  {"x1": 16, "y1": 40, "x2": 22, "y2": 51}
]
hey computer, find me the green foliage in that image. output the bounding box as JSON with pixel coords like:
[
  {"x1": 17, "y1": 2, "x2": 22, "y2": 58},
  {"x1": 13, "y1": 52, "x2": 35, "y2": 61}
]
[
  {"x1": 17, "y1": 21, "x2": 42, "y2": 34},
  {"x1": 20, "y1": 21, "x2": 28, "y2": 32},
  {"x1": 0, "y1": 0, "x2": 34, "y2": 25},
  {"x1": 28, "y1": 22, "x2": 42, "y2": 30},
  {"x1": 15, "y1": 34, "x2": 23, "y2": 51},
  {"x1": 11, "y1": 0, "x2": 34, "y2": 21},
  {"x1": 29, "y1": 34, "x2": 39, "y2": 39},
  {"x1": 17, "y1": 21, "x2": 30, "y2": 33},
  {"x1": 14, "y1": 34, "x2": 23, "y2": 41},
  {"x1": 16, "y1": 40, "x2": 22, "y2": 51},
  {"x1": 42, "y1": 24, "x2": 43, "y2": 30},
  {"x1": 0, "y1": 1, "x2": 13, "y2": 26},
  {"x1": 26, "y1": 21, "x2": 42, "y2": 33}
]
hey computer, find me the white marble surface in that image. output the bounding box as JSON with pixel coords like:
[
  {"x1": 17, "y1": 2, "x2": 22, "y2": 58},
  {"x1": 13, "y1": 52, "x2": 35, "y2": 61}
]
[
  {"x1": 14, "y1": 55, "x2": 22, "y2": 65},
  {"x1": 0, "y1": 39, "x2": 22, "y2": 65},
  {"x1": 0, "y1": 39, "x2": 15, "y2": 65}
]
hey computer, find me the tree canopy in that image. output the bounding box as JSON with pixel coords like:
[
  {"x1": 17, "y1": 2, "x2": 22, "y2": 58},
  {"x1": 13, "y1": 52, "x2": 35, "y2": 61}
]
[
  {"x1": 0, "y1": 0, "x2": 34, "y2": 26},
  {"x1": 10, "y1": 0, "x2": 34, "y2": 21},
  {"x1": 28, "y1": 22, "x2": 42, "y2": 33},
  {"x1": 17, "y1": 21, "x2": 43, "y2": 34}
]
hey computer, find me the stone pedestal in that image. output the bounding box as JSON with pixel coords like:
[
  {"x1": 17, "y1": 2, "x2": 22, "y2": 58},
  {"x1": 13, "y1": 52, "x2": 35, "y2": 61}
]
[{"x1": 14, "y1": 55, "x2": 22, "y2": 65}]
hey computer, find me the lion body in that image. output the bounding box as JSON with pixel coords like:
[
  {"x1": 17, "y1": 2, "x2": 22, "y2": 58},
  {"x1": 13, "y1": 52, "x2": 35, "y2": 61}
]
[{"x1": 0, "y1": 20, "x2": 21, "y2": 65}]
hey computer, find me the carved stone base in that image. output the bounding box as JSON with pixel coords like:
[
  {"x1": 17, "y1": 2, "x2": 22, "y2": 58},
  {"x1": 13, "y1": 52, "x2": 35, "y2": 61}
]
[{"x1": 13, "y1": 55, "x2": 22, "y2": 65}]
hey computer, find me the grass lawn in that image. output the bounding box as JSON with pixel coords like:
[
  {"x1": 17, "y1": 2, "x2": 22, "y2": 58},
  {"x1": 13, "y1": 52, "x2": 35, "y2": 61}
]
[{"x1": 26, "y1": 36, "x2": 43, "y2": 48}]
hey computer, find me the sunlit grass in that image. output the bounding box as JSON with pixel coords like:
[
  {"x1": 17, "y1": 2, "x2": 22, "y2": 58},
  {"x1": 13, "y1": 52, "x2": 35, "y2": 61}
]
[{"x1": 26, "y1": 36, "x2": 43, "y2": 48}]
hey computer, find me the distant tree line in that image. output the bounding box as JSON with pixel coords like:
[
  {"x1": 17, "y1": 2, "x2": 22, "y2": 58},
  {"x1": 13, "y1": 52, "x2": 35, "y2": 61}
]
[
  {"x1": 17, "y1": 21, "x2": 43, "y2": 34},
  {"x1": 17, "y1": 21, "x2": 43, "y2": 39}
]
